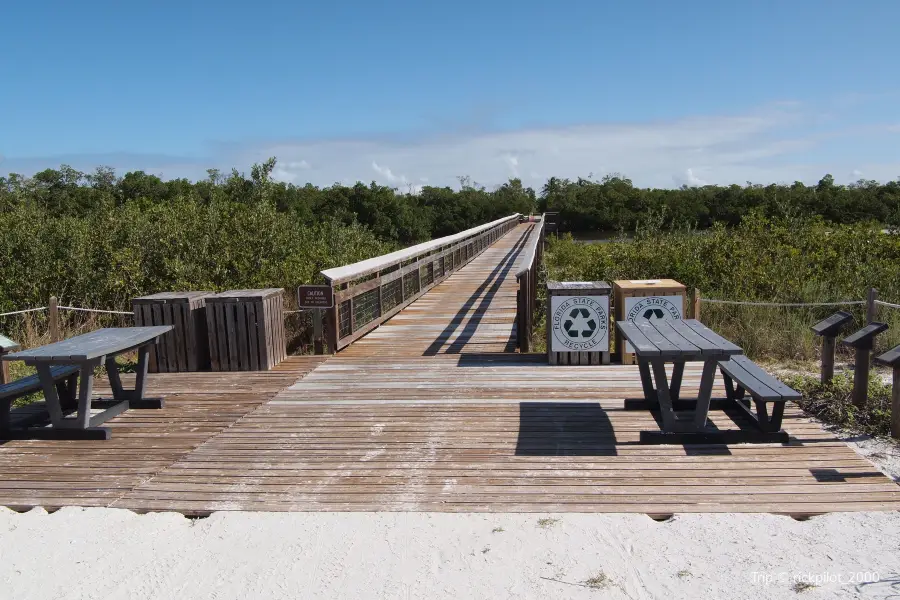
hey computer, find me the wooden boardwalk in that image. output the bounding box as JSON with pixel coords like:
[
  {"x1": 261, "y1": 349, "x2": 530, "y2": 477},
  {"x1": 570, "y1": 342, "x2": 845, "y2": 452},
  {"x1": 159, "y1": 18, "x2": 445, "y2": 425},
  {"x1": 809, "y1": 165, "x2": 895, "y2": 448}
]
[{"x1": 2, "y1": 223, "x2": 899, "y2": 515}]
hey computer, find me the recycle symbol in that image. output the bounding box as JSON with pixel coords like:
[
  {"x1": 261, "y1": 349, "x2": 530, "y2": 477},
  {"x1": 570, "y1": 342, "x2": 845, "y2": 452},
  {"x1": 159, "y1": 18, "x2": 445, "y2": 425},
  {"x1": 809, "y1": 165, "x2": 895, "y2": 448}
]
[
  {"x1": 642, "y1": 308, "x2": 666, "y2": 319},
  {"x1": 563, "y1": 308, "x2": 597, "y2": 339}
]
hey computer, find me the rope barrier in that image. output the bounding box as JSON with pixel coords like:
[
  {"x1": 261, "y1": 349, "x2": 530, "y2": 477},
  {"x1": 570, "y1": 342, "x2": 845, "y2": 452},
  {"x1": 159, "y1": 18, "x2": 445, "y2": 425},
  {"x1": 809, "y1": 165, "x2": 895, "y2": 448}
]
[
  {"x1": 0, "y1": 307, "x2": 48, "y2": 317},
  {"x1": 699, "y1": 298, "x2": 866, "y2": 307},
  {"x1": 875, "y1": 299, "x2": 900, "y2": 310},
  {"x1": 57, "y1": 306, "x2": 134, "y2": 316}
]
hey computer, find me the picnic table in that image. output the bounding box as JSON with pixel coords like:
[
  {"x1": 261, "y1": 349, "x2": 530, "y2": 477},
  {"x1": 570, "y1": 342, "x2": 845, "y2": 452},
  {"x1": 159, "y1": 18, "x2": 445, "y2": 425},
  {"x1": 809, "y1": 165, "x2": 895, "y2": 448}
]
[
  {"x1": 2, "y1": 327, "x2": 172, "y2": 439},
  {"x1": 616, "y1": 319, "x2": 743, "y2": 441}
]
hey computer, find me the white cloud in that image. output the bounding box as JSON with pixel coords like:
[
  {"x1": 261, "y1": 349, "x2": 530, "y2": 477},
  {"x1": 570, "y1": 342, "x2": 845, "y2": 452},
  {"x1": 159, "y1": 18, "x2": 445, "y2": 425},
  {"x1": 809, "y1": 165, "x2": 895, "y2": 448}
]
[
  {"x1": 272, "y1": 159, "x2": 311, "y2": 183},
  {"x1": 7, "y1": 100, "x2": 900, "y2": 189},
  {"x1": 851, "y1": 168, "x2": 864, "y2": 178},
  {"x1": 371, "y1": 161, "x2": 410, "y2": 186},
  {"x1": 675, "y1": 168, "x2": 708, "y2": 187},
  {"x1": 503, "y1": 155, "x2": 520, "y2": 178}
]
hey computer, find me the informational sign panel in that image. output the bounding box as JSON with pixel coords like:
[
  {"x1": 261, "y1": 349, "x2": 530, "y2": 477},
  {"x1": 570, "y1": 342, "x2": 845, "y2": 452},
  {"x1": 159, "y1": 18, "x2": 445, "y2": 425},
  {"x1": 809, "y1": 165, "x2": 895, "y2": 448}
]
[
  {"x1": 297, "y1": 285, "x2": 334, "y2": 309},
  {"x1": 550, "y1": 295, "x2": 609, "y2": 352},
  {"x1": 623, "y1": 295, "x2": 684, "y2": 353}
]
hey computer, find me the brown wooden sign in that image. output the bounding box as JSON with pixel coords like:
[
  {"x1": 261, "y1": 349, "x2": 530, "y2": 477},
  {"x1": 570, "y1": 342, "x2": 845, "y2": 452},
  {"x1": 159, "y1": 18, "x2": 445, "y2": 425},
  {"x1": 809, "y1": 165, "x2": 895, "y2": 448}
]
[{"x1": 297, "y1": 285, "x2": 334, "y2": 309}]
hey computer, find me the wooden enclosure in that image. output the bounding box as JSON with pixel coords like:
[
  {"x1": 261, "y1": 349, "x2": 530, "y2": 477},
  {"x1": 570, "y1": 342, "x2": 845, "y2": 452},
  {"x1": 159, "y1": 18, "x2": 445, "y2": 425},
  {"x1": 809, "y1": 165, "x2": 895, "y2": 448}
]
[
  {"x1": 613, "y1": 279, "x2": 687, "y2": 365},
  {"x1": 133, "y1": 292, "x2": 212, "y2": 372},
  {"x1": 320, "y1": 214, "x2": 521, "y2": 352},
  {"x1": 206, "y1": 289, "x2": 287, "y2": 371},
  {"x1": 515, "y1": 215, "x2": 545, "y2": 352},
  {"x1": 546, "y1": 280, "x2": 612, "y2": 365}
]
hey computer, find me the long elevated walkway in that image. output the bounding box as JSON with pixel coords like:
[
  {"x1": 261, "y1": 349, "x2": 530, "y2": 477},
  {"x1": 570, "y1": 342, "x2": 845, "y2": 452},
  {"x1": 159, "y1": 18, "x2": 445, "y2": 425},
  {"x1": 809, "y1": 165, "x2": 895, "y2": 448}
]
[{"x1": 1, "y1": 224, "x2": 899, "y2": 515}]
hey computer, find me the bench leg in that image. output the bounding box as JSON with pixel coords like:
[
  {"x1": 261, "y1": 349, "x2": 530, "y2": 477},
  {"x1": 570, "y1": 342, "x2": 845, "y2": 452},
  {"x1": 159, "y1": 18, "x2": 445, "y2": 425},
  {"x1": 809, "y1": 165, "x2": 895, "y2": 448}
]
[
  {"x1": 637, "y1": 359, "x2": 655, "y2": 405},
  {"x1": 752, "y1": 399, "x2": 785, "y2": 432},
  {"x1": 650, "y1": 359, "x2": 677, "y2": 431},
  {"x1": 692, "y1": 360, "x2": 718, "y2": 429},
  {"x1": 103, "y1": 345, "x2": 161, "y2": 408},
  {"x1": 56, "y1": 372, "x2": 79, "y2": 411},
  {"x1": 35, "y1": 364, "x2": 66, "y2": 427},
  {"x1": 74, "y1": 362, "x2": 96, "y2": 429},
  {"x1": 0, "y1": 400, "x2": 10, "y2": 433},
  {"x1": 670, "y1": 361, "x2": 685, "y2": 401}
]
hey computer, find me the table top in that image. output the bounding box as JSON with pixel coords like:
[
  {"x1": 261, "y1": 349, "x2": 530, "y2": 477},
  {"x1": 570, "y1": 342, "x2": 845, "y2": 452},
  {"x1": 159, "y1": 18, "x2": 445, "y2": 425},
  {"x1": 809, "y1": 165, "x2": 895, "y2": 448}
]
[
  {"x1": 2, "y1": 327, "x2": 172, "y2": 363},
  {"x1": 616, "y1": 319, "x2": 742, "y2": 360}
]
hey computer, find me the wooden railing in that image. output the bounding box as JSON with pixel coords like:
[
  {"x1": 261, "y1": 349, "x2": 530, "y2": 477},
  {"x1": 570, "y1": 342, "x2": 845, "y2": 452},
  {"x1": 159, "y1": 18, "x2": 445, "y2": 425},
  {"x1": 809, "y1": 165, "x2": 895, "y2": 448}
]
[
  {"x1": 320, "y1": 214, "x2": 522, "y2": 351},
  {"x1": 515, "y1": 215, "x2": 545, "y2": 352}
]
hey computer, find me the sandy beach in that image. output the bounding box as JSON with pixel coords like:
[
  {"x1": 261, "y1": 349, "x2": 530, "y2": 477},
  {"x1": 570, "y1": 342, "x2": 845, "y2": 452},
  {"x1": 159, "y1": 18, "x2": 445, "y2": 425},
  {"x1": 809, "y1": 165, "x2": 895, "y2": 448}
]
[{"x1": 1, "y1": 508, "x2": 898, "y2": 599}]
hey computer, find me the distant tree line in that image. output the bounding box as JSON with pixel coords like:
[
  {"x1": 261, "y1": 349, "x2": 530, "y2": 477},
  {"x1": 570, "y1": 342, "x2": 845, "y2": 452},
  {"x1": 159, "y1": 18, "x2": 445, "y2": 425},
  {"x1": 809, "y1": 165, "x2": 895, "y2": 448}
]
[
  {"x1": 1, "y1": 160, "x2": 898, "y2": 245},
  {"x1": 538, "y1": 174, "x2": 900, "y2": 232}
]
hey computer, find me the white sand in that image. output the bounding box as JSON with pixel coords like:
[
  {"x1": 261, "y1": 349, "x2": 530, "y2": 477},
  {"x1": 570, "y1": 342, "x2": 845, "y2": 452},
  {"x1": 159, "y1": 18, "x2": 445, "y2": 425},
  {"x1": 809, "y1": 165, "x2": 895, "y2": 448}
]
[{"x1": 1, "y1": 508, "x2": 898, "y2": 599}]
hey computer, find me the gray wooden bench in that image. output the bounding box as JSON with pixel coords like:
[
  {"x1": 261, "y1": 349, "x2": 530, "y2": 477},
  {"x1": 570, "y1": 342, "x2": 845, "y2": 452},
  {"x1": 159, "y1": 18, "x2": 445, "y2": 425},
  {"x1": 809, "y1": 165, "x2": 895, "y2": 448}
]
[
  {"x1": 718, "y1": 355, "x2": 800, "y2": 433},
  {"x1": 1, "y1": 365, "x2": 80, "y2": 433}
]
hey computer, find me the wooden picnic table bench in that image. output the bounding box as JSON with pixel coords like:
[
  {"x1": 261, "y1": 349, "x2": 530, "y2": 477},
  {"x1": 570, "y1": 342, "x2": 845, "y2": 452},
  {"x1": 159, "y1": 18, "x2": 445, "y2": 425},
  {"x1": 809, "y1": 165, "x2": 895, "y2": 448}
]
[
  {"x1": 616, "y1": 319, "x2": 792, "y2": 443},
  {"x1": 1, "y1": 327, "x2": 172, "y2": 440}
]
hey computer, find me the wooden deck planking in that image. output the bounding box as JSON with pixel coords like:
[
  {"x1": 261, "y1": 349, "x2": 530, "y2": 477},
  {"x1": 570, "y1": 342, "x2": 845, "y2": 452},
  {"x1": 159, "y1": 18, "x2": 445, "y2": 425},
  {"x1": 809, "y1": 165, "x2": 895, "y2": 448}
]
[
  {"x1": 0, "y1": 357, "x2": 326, "y2": 510},
  {"x1": 3, "y1": 222, "x2": 900, "y2": 515}
]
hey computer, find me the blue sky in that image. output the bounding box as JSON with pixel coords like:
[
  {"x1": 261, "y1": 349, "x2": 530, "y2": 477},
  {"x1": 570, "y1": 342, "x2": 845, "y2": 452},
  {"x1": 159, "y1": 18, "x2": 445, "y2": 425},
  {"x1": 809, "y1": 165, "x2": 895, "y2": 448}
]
[{"x1": 2, "y1": 0, "x2": 899, "y2": 188}]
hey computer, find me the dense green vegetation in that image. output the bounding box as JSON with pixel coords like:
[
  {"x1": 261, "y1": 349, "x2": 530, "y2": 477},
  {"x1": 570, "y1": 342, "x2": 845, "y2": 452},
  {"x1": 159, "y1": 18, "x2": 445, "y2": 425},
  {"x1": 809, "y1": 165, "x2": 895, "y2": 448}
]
[
  {"x1": 0, "y1": 159, "x2": 534, "y2": 314},
  {"x1": 2, "y1": 159, "x2": 899, "y2": 355},
  {"x1": 539, "y1": 174, "x2": 900, "y2": 232},
  {"x1": 543, "y1": 214, "x2": 900, "y2": 359}
]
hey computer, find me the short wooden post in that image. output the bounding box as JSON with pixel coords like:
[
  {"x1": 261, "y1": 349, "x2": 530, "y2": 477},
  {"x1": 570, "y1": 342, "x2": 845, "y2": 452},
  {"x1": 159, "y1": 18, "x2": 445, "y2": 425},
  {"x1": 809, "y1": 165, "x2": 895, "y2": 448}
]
[
  {"x1": 841, "y1": 322, "x2": 888, "y2": 409},
  {"x1": 692, "y1": 289, "x2": 701, "y2": 321},
  {"x1": 49, "y1": 296, "x2": 60, "y2": 342},
  {"x1": 866, "y1": 287, "x2": 878, "y2": 323},
  {"x1": 811, "y1": 311, "x2": 852, "y2": 385},
  {"x1": 821, "y1": 335, "x2": 836, "y2": 384},
  {"x1": 874, "y1": 345, "x2": 900, "y2": 438},
  {"x1": 852, "y1": 347, "x2": 870, "y2": 408}
]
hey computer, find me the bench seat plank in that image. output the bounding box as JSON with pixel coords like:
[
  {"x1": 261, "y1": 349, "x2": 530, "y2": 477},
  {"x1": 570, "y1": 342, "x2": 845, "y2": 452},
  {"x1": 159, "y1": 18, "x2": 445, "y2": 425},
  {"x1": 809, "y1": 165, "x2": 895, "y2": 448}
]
[
  {"x1": 719, "y1": 355, "x2": 800, "y2": 402},
  {"x1": 0, "y1": 366, "x2": 79, "y2": 402}
]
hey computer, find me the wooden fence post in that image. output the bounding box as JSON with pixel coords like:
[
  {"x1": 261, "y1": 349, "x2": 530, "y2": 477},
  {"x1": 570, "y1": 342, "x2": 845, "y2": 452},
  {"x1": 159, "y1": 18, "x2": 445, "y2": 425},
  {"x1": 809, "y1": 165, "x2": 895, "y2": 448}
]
[
  {"x1": 692, "y1": 289, "x2": 701, "y2": 321},
  {"x1": 866, "y1": 287, "x2": 878, "y2": 323},
  {"x1": 49, "y1": 296, "x2": 59, "y2": 342}
]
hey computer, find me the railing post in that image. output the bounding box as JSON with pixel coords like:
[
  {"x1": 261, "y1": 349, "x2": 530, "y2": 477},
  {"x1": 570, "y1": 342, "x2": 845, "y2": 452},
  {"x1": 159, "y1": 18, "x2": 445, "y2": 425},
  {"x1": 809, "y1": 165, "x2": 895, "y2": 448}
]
[
  {"x1": 312, "y1": 309, "x2": 324, "y2": 355},
  {"x1": 49, "y1": 295, "x2": 60, "y2": 342},
  {"x1": 866, "y1": 287, "x2": 878, "y2": 323},
  {"x1": 325, "y1": 295, "x2": 339, "y2": 354},
  {"x1": 692, "y1": 289, "x2": 701, "y2": 321}
]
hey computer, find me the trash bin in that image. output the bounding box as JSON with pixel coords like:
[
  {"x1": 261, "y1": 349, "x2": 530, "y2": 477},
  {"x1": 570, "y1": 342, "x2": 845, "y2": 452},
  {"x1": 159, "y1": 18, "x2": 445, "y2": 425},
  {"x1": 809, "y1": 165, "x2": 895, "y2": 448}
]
[
  {"x1": 547, "y1": 281, "x2": 612, "y2": 365},
  {"x1": 133, "y1": 292, "x2": 213, "y2": 372},
  {"x1": 613, "y1": 279, "x2": 686, "y2": 364}
]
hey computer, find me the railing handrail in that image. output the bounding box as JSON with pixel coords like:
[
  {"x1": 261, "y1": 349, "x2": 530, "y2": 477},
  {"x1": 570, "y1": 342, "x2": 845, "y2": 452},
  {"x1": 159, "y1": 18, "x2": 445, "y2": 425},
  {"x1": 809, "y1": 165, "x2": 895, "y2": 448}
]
[
  {"x1": 322, "y1": 214, "x2": 521, "y2": 284},
  {"x1": 515, "y1": 214, "x2": 545, "y2": 278}
]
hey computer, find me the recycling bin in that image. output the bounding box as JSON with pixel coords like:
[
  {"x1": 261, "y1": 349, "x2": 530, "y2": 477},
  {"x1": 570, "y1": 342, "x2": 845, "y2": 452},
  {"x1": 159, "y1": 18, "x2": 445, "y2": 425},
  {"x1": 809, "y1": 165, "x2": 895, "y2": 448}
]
[
  {"x1": 546, "y1": 281, "x2": 612, "y2": 365},
  {"x1": 613, "y1": 279, "x2": 686, "y2": 364}
]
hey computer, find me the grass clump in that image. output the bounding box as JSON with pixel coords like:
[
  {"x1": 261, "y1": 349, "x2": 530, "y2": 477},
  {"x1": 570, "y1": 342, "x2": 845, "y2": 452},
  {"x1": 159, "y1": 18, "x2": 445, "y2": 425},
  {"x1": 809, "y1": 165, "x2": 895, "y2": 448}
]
[
  {"x1": 584, "y1": 571, "x2": 609, "y2": 589},
  {"x1": 491, "y1": 526, "x2": 504, "y2": 533},
  {"x1": 537, "y1": 517, "x2": 559, "y2": 529},
  {"x1": 792, "y1": 581, "x2": 816, "y2": 593},
  {"x1": 787, "y1": 373, "x2": 894, "y2": 436}
]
